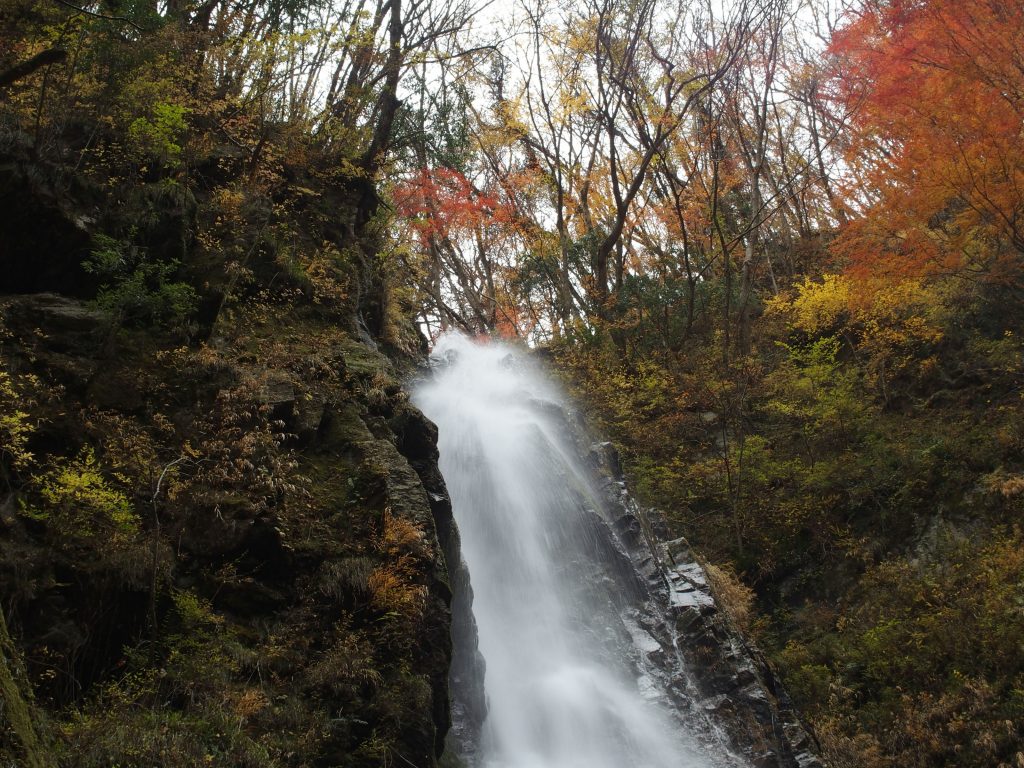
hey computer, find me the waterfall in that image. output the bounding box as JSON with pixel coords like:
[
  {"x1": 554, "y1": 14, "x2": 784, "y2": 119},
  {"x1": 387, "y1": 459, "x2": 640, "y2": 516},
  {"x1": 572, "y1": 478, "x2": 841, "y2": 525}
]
[{"x1": 414, "y1": 334, "x2": 745, "y2": 768}]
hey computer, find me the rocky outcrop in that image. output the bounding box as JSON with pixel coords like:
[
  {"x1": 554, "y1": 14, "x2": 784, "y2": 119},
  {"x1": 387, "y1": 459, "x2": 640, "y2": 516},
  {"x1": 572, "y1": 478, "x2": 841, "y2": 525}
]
[
  {"x1": 390, "y1": 404, "x2": 487, "y2": 763},
  {"x1": 586, "y1": 440, "x2": 825, "y2": 768},
  {"x1": 0, "y1": 293, "x2": 461, "y2": 768}
]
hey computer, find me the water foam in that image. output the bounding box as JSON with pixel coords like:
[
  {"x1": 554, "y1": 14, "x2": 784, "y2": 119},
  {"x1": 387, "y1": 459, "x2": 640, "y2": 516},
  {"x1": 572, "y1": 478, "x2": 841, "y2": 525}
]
[{"x1": 415, "y1": 333, "x2": 732, "y2": 768}]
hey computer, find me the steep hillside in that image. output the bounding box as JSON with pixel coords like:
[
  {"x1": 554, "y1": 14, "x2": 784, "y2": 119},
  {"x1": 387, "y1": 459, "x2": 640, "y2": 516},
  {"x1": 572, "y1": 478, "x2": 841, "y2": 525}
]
[
  {"x1": 1, "y1": 290, "x2": 459, "y2": 768},
  {"x1": 551, "y1": 272, "x2": 1024, "y2": 767},
  {"x1": 0, "y1": 28, "x2": 461, "y2": 759}
]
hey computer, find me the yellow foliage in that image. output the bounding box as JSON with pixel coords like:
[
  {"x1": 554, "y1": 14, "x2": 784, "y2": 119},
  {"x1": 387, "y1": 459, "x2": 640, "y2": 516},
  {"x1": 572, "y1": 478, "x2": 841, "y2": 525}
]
[
  {"x1": 0, "y1": 369, "x2": 36, "y2": 474},
  {"x1": 172, "y1": 589, "x2": 224, "y2": 630},
  {"x1": 703, "y1": 561, "x2": 755, "y2": 631},
  {"x1": 772, "y1": 273, "x2": 944, "y2": 344},
  {"x1": 770, "y1": 274, "x2": 946, "y2": 396},
  {"x1": 367, "y1": 559, "x2": 426, "y2": 617},
  {"x1": 301, "y1": 244, "x2": 351, "y2": 305},
  {"x1": 377, "y1": 507, "x2": 426, "y2": 557},
  {"x1": 231, "y1": 688, "x2": 269, "y2": 720},
  {"x1": 856, "y1": 278, "x2": 943, "y2": 336},
  {"x1": 34, "y1": 447, "x2": 138, "y2": 540},
  {"x1": 368, "y1": 508, "x2": 428, "y2": 619},
  {"x1": 770, "y1": 274, "x2": 852, "y2": 334},
  {"x1": 981, "y1": 468, "x2": 1024, "y2": 498}
]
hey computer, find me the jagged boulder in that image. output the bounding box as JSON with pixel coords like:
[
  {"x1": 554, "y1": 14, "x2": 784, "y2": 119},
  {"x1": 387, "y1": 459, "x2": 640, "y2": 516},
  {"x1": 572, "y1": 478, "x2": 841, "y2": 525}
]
[{"x1": 588, "y1": 441, "x2": 826, "y2": 768}]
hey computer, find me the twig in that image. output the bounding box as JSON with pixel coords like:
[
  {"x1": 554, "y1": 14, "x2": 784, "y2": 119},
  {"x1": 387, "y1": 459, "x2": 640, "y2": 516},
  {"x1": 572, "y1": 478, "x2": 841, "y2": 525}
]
[
  {"x1": 51, "y1": 0, "x2": 146, "y2": 31},
  {"x1": 148, "y1": 455, "x2": 188, "y2": 648}
]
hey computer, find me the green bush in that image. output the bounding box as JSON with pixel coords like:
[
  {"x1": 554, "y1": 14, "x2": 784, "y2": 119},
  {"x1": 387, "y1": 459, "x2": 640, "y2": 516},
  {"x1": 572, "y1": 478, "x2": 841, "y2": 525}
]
[
  {"x1": 127, "y1": 102, "x2": 189, "y2": 167},
  {"x1": 84, "y1": 234, "x2": 197, "y2": 327}
]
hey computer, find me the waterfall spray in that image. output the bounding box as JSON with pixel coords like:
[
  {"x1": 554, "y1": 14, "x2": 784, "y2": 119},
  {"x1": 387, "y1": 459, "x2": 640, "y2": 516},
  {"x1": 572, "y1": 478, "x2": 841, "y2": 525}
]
[{"x1": 415, "y1": 334, "x2": 744, "y2": 768}]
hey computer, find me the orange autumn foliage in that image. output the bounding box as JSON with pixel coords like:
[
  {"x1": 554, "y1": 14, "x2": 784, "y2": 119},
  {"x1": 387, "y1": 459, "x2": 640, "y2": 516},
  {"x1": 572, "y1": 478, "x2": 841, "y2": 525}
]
[
  {"x1": 393, "y1": 167, "x2": 505, "y2": 243},
  {"x1": 829, "y1": 0, "x2": 1024, "y2": 285}
]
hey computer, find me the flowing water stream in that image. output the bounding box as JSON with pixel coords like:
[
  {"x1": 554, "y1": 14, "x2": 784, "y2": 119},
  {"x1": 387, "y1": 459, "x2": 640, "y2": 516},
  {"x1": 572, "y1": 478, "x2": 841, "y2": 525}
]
[{"x1": 415, "y1": 334, "x2": 745, "y2": 768}]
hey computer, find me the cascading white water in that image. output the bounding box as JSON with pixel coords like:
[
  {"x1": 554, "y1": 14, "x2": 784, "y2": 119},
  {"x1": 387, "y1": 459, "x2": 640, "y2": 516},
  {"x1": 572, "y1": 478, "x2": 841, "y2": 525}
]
[{"x1": 414, "y1": 333, "x2": 733, "y2": 768}]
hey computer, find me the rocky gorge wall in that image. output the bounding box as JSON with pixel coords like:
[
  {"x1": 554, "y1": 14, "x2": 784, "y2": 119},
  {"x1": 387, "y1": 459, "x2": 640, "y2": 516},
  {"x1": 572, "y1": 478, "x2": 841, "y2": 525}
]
[
  {"x1": 0, "y1": 291, "x2": 459, "y2": 768},
  {"x1": 1, "y1": 290, "x2": 825, "y2": 768},
  {"x1": 588, "y1": 442, "x2": 825, "y2": 768}
]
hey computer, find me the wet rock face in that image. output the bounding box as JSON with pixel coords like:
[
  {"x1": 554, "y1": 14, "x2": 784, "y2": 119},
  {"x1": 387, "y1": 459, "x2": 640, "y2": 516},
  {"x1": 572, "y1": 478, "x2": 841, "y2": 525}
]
[
  {"x1": 391, "y1": 404, "x2": 487, "y2": 761},
  {"x1": 588, "y1": 442, "x2": 825, "y2": 768}
]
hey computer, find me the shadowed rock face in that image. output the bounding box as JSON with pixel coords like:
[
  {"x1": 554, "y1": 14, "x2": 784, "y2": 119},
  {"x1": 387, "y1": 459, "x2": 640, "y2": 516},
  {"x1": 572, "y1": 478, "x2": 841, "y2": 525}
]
[
  {"x1": 0, "y1": 293, "x2": 461, "y2": 768},
  {"x1": 586, "y1": 443, "x2": 824, "y2": 768}
]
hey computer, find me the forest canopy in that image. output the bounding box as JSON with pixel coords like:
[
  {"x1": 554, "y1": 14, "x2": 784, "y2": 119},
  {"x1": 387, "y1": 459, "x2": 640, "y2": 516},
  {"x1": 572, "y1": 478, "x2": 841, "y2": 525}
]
[{"x1": 2, "y1": 0, "x2": 1023, "y2": 765}]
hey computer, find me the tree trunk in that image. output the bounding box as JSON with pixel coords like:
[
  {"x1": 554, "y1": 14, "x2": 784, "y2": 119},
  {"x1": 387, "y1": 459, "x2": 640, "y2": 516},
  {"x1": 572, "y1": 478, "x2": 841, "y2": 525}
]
[
  {"x1": 360, "y1": 0, "x2": 403, "y2": 175},
  {"x1": 0, "y1": 605, "x2": 53, "y2": 768}
]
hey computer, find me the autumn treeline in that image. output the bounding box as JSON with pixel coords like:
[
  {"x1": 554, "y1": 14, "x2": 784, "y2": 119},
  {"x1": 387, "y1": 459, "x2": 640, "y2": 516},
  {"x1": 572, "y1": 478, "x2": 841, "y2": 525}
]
[
  {"x1": 4, "y1": 0, "x2": 1018, "y2": 347},
  {"x1": 395, "y1": 0, "x2": 844, "y2": 347},
  {"x1": 3, "y1": 0, "x2": 1024, "y2": 765},
  {"x1": 393, "y1": 0, "x2": 1022, "y2": 357},
  {"x1": 398, "y1": 0, "x2": 816, "y2": 347}
]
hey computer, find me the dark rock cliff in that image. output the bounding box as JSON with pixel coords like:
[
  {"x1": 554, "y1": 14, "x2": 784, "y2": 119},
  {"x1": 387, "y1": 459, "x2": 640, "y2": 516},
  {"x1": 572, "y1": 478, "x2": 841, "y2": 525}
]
[
  {"x1": 0, "y1": 291, "x2": 460, "y2": 768},
  {"x1": 0, "y1": 111, "x2": 469, "y2": 766},
  {"x1": 586, "y1": 438, "x2": 825, "y2": 768}
]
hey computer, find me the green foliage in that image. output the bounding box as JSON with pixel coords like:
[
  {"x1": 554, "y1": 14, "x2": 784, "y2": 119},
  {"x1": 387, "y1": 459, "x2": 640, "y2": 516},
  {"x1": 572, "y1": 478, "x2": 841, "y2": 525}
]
[
  {"x1": 0, "y1": 1, "x2": 448, "y2": 765},
  {"x1": 26, "y1": 447, "x2": 138, "y2": 542},
  {"x1": 764, "y1": 336, "x2": 867, "y2": 451},
  {"x1": 3, "y1": 0, "x2": 1022, "y2": 763},
  {"x1": 779, "y1": 528, "x2": 1024, "y2": 768},
  {"x1": 769, "y1": 275, "x2": 947, "y2": 401},
  {"x1": 0, "y1": 369, "x2": 36, "y2": 482},
  {"x1": 610, "y1": 272, "x2": 707, "y2": 354},
  {"x1": 84, "y1": 234, "x2": 197, "y2": 327},
  {"x1": 127, "y1": 102, "x2": 189, "y2": 166},
  {"x1": 58, "y1": 590, "x2": 276, "y2": 768},
  {"x1": 61, "y1": 704, "x2": 276, "y2": 768}
]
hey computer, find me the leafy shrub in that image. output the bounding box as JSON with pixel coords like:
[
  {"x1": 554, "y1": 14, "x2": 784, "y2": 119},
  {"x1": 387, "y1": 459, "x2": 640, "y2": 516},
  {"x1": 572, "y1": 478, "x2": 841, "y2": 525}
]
[
  {"x1": 127, "y1": 102, "x2": 189, "y2": 167},
  {"x1": 84, "y1": 234, "x2": 197, "y2": 328},
  {"x1": 25, "y1": 447, "x2": 138, "y2": 543},
  {"x1": 0, "y1": 368, "x2": 36, "y2": 484},
  {"x1": 58, "y1": 588, "x2": 276, "y2": 767},
  {"x1": 368, "y1": 510, "x2": 427, "y2": 620}
]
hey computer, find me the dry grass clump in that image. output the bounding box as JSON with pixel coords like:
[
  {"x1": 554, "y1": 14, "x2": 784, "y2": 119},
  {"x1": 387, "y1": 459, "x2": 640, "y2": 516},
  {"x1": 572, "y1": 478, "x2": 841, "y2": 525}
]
[
  {"x1": 368, "y1": 509, "x2": 428, "y2": 619},
  {"x1": 702, "y1": 561, "x2": 755, "y2": 632}
]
